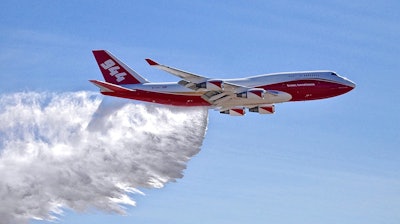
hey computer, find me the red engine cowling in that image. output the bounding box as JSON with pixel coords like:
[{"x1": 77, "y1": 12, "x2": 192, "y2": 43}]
[
  {"x1": 249, "y1": 104, "x2": 275, "y2": 114},
  {"x1": 196, "y1": 80, "x2": 224, "y2": 91},
  {"x1": 236, "y1": 88, "x2": 266, "y2": 99},
  {"x1": 220, "y1": 107, "x2": 245, "y2": 116}
]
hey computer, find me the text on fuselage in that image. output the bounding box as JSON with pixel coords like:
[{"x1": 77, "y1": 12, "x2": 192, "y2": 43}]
[{"x1": 287, "y1": 83, "x2": 315, "y2": 87}]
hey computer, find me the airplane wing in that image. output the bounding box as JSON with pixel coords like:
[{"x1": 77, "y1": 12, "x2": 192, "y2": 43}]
[
  {"x1": 145, "y1": 59, "x2": 206, "y2": 83},
  {"x1": 145, "y1": 58, "x2": 249, "y2": 92},
  {"x1": 145, "y1": 59, "x2": 289, "y2": 113}
]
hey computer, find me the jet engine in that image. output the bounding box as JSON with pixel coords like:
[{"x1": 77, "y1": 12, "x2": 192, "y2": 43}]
[
  {"x1": 220, "y1": 107, "x2": 245, "y2": 116},
  {"x1": 249, "y1": 104, "x2": 275, "y2": 114},
  {"x1": 196, "y1": 80, "x2": 224, "y2": 91},
  {"x1": 236, "y1": 88, "x2": 266, "y2": 99}
]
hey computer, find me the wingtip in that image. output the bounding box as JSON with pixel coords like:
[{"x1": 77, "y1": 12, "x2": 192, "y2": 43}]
[{"x1": 145, "y1": 58, "x2": 159, "y2": 66}]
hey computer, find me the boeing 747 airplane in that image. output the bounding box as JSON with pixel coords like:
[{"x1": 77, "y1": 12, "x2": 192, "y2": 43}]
[{"x1": 90, "y1": 50, "x2": 355, "y2": 116}]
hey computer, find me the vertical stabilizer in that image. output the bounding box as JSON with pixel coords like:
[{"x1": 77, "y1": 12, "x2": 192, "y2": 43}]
[{"x1": 92, "y1": 50, "x2": 149, "y2": 84}]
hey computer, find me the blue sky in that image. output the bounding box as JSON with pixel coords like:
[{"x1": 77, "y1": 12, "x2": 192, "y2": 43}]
[{"x1": 1, "y1": 1, "x2": 400, "y2": 223}]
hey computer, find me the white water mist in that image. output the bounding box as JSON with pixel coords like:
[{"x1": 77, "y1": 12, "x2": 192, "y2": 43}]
[{"x1": 0, "y1": 91, "x2": 208, "y2": 224}]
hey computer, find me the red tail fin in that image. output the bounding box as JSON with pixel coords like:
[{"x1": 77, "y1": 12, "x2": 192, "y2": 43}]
[{"x1": 92, "y1": 50, "x2": 148, "y2": 84}]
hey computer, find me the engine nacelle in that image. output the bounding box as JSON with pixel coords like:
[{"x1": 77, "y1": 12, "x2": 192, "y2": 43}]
[
  {"x1": 249, "y1": 104, "x2": 275, "y2": 114},
  {"x1": 220, "y1": 107, "x2": 245, "y2": 116},
  {"x1": 196, "y1": 80, "x2": 224, "y2": 91},
  {"x1": 236, "y1": 88, "x2": 266, "y2": 99}
]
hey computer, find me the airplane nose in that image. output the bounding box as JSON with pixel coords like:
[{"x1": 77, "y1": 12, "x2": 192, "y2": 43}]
[
  {"x1": 347, "y1": 79, "x2": 356, "y2": 89},
  {"x1": 340, "y1": 75, "x2": 356, "y2": 89}
]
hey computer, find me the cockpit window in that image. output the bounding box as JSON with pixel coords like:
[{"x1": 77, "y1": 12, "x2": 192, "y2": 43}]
[{"x1": 331, "y1": 72, "x2": 338, "y2": 76}]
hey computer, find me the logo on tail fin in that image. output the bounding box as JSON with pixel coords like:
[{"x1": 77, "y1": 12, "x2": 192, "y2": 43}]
[
  {"x1": 93, "y1": 50, "x2": 149, "y2": 84},
  {"x1": 100, "y1": 59, "x2": 127, "y2": 83}
]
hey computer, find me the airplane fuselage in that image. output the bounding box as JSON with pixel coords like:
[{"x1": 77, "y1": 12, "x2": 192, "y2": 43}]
[
  {"x1": 91, "y1": 50, "x2": 356, "y2": 115},
  {"x1": 102, "y1": 70, "x2": 355, "y2": 107}
]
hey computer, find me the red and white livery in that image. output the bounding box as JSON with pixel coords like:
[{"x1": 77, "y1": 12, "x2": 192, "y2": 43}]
[{"x1": 90, "y1": 50, "x2": 355, "y2": 116}]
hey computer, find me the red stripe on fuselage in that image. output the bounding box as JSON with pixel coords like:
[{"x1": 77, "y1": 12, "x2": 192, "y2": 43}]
[{"x1": 259, "y1": 79, "x2": 354, "y2": 101}]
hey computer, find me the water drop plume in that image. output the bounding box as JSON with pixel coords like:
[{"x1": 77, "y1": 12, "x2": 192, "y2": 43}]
[{"x1": 0, "y1": 91, "x2": 208, "y2": 223}]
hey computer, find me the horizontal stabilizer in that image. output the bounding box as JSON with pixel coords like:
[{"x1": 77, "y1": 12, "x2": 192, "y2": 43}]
[{"x1": 90, "y1": 80, "x2": 133, "y2": 93}]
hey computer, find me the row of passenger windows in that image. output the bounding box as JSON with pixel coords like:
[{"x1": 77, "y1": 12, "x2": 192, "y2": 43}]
[
  {"x1": 304, "y1": 72, "x2": 338, "y2": 77},
  {"x1": 303, "y1": 74, "x2": 320, "y2": 77},
  {"x1": 288, "y1": 72, "x2": 337, "y2": 77}
]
